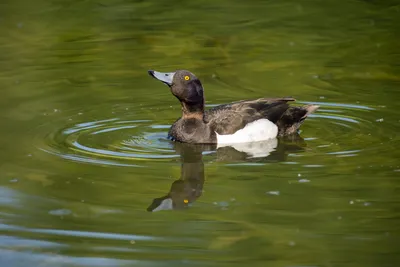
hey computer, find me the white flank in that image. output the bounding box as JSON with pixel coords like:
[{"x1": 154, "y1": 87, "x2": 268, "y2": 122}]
[{"x1": 216, "y1": 119, "x2": 278, "y2": 144}]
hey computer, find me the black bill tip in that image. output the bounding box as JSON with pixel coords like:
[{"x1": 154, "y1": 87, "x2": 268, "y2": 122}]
[{"x1": 148, "y1": 70, "x2": 155, "y2": 77}]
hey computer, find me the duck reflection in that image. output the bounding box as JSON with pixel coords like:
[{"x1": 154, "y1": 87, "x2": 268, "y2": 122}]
[{"x1": 147, "y1": 135, "x2": 306, "y2": 212}]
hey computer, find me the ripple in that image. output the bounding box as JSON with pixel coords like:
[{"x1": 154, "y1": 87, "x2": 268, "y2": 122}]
[
  {"x1": 0, "y1": 223, "x2": 161, "y2": 242},
  {"x1": 34, "y1": 104, "x2": 181, "y2": 167},
  {"x1": 32, "y1": 100, "x2": 394, "y2": 167},
  {"x1": 294, "y1": 100, "x2": 399, "y2": 169}
]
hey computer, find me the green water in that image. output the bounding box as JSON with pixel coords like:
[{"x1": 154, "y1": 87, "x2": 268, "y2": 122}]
[{"x1": 1, "y1": 0, "x2": 400, "y2": 266}]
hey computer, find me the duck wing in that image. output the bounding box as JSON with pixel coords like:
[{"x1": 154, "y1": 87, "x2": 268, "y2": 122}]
[{"x1": 204, "y1": 97, "x2": 295, "y2": 135}]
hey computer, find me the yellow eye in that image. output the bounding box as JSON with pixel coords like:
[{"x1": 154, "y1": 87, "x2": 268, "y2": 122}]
[
  {"x1": 183, "y1": 199, "x2": 189, "y2": 204},
  {"x1": 184, "y1": 75, "x2": 190, "y2": 81}
]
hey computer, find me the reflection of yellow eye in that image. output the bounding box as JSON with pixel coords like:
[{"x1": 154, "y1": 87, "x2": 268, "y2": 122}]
[
  {"x1": 183, "y1": 199, "x2": 189, "y2": 204},
  {"x1": 184, "y1": 75, "x2": 190, "y2": 81}
]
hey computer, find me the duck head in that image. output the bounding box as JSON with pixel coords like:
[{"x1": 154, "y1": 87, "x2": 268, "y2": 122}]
[{"x1": 148, "y1": 70, "x2": 205, "y2": 114}]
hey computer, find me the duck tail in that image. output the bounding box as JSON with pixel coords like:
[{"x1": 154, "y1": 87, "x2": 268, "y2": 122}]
[{"x1": 277, "y1": 104, "x2": 319, "y2": 136}]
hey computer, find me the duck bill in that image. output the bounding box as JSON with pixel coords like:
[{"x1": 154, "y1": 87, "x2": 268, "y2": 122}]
[{"x1": 148, "y1": 70, "x2": 175, "y2": 86}]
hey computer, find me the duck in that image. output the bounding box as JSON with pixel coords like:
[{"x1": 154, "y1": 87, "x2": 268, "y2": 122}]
[{"x1": 148, "y1": 69, "x2": 319, "y2": 144}]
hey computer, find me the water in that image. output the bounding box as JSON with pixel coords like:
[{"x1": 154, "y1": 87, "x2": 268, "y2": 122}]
[{"x1": 1, "y1": 0, "x2": 400, "y2": 266}]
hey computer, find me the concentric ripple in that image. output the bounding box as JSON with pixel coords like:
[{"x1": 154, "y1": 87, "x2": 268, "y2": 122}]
[
  {"x1": 33, "y1": 100, "x2": 395, "y2": 168},
  {"x1": 292, "y1": 100, "x2": 400, "y2": 170},
  {"x1": 34, "y1": 103, "x2": 183, "y2": 167}
]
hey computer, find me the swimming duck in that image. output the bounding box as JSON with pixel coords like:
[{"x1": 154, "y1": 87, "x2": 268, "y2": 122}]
[{"x1": 148, "y1": 69, "x2": 319, "y2": 144}]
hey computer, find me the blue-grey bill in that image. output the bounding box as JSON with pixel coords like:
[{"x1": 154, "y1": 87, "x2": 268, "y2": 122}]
[{"x1": 148, "y1": 70, "x2": 175, "y2": 86}]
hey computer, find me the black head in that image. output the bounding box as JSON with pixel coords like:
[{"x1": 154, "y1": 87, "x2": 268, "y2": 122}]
[{"x1": 148, "y1": 69, "x2": 205, "y2": 114}]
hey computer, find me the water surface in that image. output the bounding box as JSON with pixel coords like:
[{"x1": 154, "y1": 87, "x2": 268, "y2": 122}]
[{"x1": 0, "y1": 1, "x2": 400, "y2": 266}]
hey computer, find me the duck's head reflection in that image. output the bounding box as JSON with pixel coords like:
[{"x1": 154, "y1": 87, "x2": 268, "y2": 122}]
[
  {"x1": 147, "y1": 135, "x2": 306, "y2": 212},
  {"x1": 147, "y1": 143, "x2": 207, "y2": 212}
]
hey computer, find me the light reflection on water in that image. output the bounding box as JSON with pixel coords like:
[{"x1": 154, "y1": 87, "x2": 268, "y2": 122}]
[{"x1": 0, "y1": 223, "x2": 162, "y2": 242}]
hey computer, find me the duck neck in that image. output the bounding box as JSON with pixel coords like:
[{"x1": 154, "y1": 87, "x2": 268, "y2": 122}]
[{"x1": 181, "y1": 101, "x2": 205, "y2": 121}]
